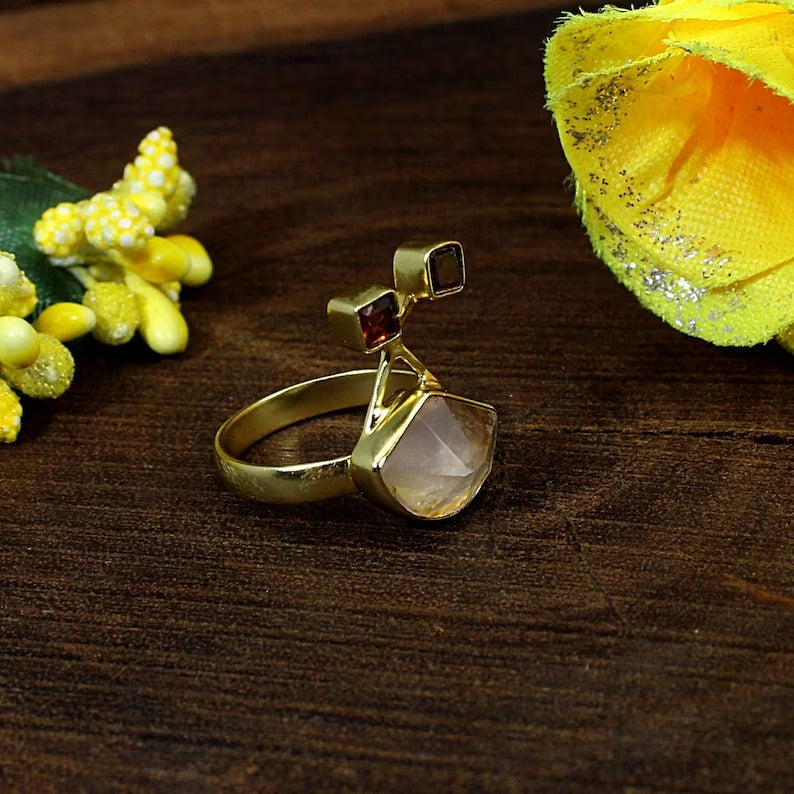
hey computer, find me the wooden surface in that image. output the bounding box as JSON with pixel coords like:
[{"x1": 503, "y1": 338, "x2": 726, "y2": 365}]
[
  {"x1": 1, "y1": 7, "x2": 793, "y2": 792},
  {"x1": 0, "y1": 0, "x2": 551, "y2": 91}
]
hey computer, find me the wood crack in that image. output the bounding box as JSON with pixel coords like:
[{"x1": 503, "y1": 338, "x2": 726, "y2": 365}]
[{"x1": 564, "y1": 518, "x2": 629, "y2": 630}]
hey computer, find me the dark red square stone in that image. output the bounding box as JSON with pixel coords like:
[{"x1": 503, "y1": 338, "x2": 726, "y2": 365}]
[
  {"x1": 428, "y1": 244, "x2": 464, "y2": 294},
  {"x1": 358, "y1": 291, "x2": 400, "y2": 349}
]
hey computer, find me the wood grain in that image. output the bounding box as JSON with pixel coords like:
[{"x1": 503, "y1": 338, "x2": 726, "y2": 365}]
[
  {"x1": 0, "y1": 7, "x2": 792, "y2": 791},
  {"x1": 0, "y1": 0, "x2": 550, "y2": 91}
]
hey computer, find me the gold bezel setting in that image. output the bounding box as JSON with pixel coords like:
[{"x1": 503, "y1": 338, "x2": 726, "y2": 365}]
[
  {"x1": 351, "y1": 388, "x2": 497, "y2": 520},
  {"x1": 327, "y1": 286, "x2": 401, "y2": 353},
  {"x1": 393, "y1": 240, "x2": 465, "y2": 301}
]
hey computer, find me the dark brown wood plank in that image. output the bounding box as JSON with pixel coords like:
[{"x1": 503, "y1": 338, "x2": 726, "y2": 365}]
[
  {"x1": 0, "y1": 8, "x2": 792, "y2": 791},
  {"x1": 0, "y1": 0, "x2": 551, "y2": 91}
]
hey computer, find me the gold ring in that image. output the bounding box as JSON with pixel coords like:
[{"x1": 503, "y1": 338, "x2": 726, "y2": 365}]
[{"x1": 214, "y1": 240, "x2": 497, "y2": 520}]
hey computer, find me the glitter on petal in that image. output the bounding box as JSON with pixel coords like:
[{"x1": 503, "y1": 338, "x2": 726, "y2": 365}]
[{"x1": 545, "y1": 0, "x2": 794, "y2": 347}]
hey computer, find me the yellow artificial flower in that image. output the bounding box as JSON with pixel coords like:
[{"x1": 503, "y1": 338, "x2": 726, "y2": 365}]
[
  {"x1": 31, "y1": 127, "x2": 211, "y2": 358},
  {"x1": 545, "y1": 0, "x2": 794, "y2": 347},
  {"x1": 0, "y1": 128, "x2": 212, "y2": 442}
]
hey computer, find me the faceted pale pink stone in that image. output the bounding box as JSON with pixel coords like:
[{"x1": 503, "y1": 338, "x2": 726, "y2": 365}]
[{"x1": 380, "y1": 395, "x2": 496, "y2": 519}]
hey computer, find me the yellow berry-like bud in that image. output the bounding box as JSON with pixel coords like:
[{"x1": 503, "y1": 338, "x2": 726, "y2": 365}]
[
  {"x1": 167, "y1": 234, "x2": 213, "y2": 287},
  {"x1": 34, "y1": 302, "x2": 97, "y2": 342},
  {"x1": 0, "y1": 379, "x2": 22, "y2": 443},
  {"x1": 114, "y1": 236, "x2": 190, "y2": 284},
  {"x1": 82, "y1": 281, "x2": 140, "y2": 345},
  {"x1": 158, "y1": 169, "x2": 196, "y2": 230},
  {"x1": 33, "y1": 202, "x2": 85, "y2": 259},
  {"x1": 125, "y1": 271, "x2": 188, "y2": 354},
  {"x1": 5, "y1": 275, "x2": 38, "y2": 318},
  {"x1": 82, "y1": 193, "x2": 154, "y2": 253},
  {"x1": 0, "y1": 316, "x2": 41, "y2": 368},
  {"x1": 126, "y1": 191, "x2": 168, "y2": 226},
  {"x1": 1, "y1": 333, "x2": 74, "y2": 398}
]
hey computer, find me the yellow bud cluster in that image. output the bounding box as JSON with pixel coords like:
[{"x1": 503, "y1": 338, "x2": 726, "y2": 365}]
[
  {"x1": 0, "y1": 277, "x2": 82, "y2": 437},
  {"x1": 0, "y1": 379, "x2": 22, "y2": 443},
  {"x1": 83, "y1": 193, "x2": 154, "y2": 252},
  {"x1": 33, "y1": 128, "x2": 196, "y2": 268},
  {"x1": 158, "y1": 169, "x2": 196, "y2": 230},
  {"x1": 4, "y1": 127, "x2": 213, "y2": 441},
  {"x1": 117, "y1": 127, "x2": 196, "y2": 231},
  {"x1": 33, "y1": 203, "x2": 85, "y2": 260},
  {"x1": 123, "y1": 127, "x2": 180, "y2": 197}
]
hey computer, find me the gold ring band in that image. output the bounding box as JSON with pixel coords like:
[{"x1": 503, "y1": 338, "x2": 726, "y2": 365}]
[{"x1": 214, "y1": 369, "x2": 419, "y2": 504}]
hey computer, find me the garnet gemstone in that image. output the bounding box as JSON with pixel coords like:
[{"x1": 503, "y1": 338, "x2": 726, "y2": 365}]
[
  {"x1": 380, "y1": 394, "x2": 496, "y2": 519},
  {"x1": 357, "y1": 292, "x2": 400, "y2": 350},
  {"x1": 428, "y1": 243, "x2": 464, "y2": 295}
]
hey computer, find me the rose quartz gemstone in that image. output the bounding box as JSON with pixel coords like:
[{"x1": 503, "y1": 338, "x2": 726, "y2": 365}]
[{"x1": 380, "y1": 394, "x2": 496, "y2": 519}]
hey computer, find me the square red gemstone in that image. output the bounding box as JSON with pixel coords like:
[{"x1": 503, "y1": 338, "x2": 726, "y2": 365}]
[
  {"x1": 428, "y1": 244, "x2": 464, "y2": 295},
  {"x1": 357, "y1": 291, "x2": 400, "y2": 350}
]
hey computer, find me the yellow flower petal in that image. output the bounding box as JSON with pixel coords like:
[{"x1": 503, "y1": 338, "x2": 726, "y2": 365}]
[{"x1": 545, "y1": 0, "x2": 794, "y2": 345}]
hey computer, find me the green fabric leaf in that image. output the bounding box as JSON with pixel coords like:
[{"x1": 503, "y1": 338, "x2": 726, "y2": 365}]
[{"x1": 0, "y1": 159, "x2": 91, "y2": 315}]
